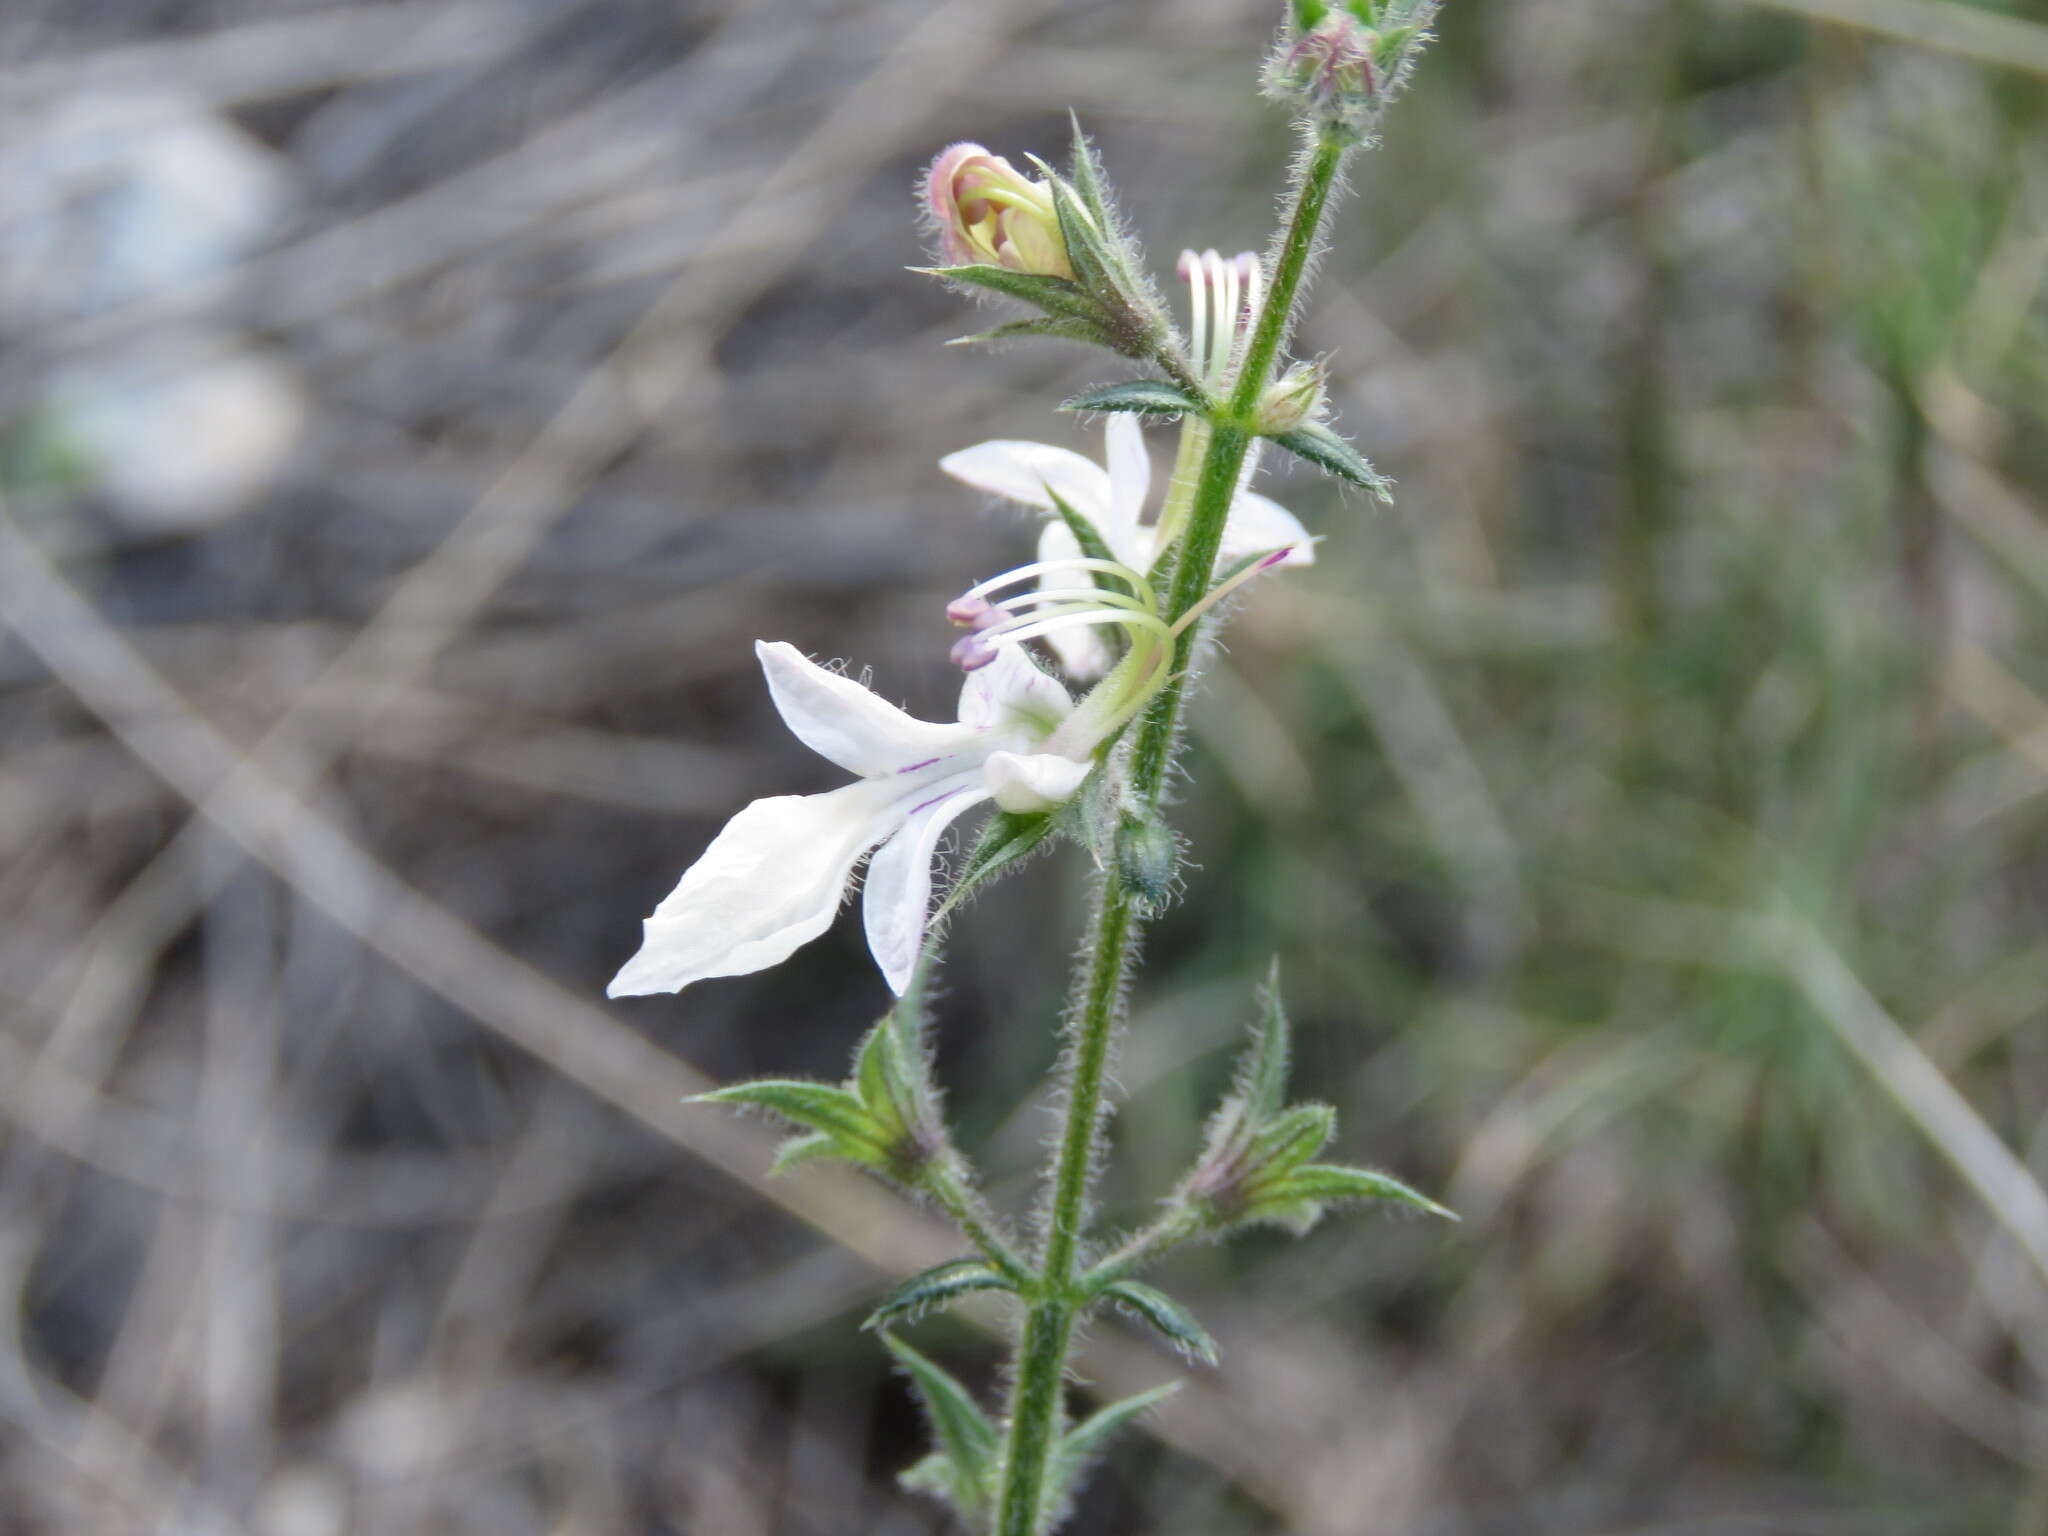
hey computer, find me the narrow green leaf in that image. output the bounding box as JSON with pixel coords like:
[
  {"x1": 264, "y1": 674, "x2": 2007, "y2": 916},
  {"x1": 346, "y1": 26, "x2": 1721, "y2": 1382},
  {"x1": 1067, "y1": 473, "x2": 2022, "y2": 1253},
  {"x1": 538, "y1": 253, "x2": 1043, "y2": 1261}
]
[
  {"x1": 930, "y1": 809, "x2": 1056, "y2": 929},
  {"x1": 1100, "y1": 1280, "x2": 1219, "y2": 1365},
  {"x1": 864, "y1": 1259, "x2": 1018, "y2": 1331},
  {"x1": 767, "y1": 1131, "x2": 840, "y2": 1175},
  {"x1": 1040, "y1": 167, "x2": 1117, "y2": 298},
  {"x1": 884, "y1": 1335, "x2": 997, "y2": 1520},
  {"x1": 1270, "y1": 420, "x2": 1395, "y2": 499},
  {"x1": 694, "y1": 1081, "x2": 888, "y2": 1156},
  {"x1": 1245, "y1": 1102, "x2": 1337, "y2": 1178},
  {"x1": 1065, "y1": 110, "x2": 1113, "y2": 234},
  {"x1": 1060, "y1": 380, "x2": 1204, "y2": 418},
  {"x1": 1260, "y1": 1163, "x2": 1458, "y2": 1221},
  {"x1": 1046, "y1": 1383, "x2": 1180, "y2": 1517},
  {"x1": 948, "y1": 315, "x2": 1121, "y2": 351},
  {"x1": 898, "y1": 1449, "x2": 965, "y2": 1510},
  {"x1": 916, "y1": 264, "x2": 1098, "y2": 319},
  {"x1": 1236, "y1": 961, "x2": 1294, "y2": 1128},
  {"x1": 1046, "y1": 487, "x2": 1122, "y2": 566},
  {"x1": 853, "y1": 1019, "x2": 912, "y2": 1143},
  {"x1": 1246, "y1": 1197, "x2": 1325, "y2": 1236}
]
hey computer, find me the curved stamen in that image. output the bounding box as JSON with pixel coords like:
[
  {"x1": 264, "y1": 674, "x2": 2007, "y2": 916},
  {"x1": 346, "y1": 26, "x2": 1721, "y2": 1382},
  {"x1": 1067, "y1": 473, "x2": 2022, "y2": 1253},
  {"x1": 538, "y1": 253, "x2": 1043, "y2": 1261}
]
[
  {"x1": 1178, "y1": 249, "x2": 1208, "y2": 384},
  {"x1": 1212, "y1": 250, "x2": 1239, "y2": 382},
  {"x1": 1169, "y1": 543, "x2": 1310, "y2": 637},
  {"x1": 958, "y1": 558, "x2": 1153, "y2": 605},
  {"x1": 987, "y1": 585, "x2": 1156, "y2": 616}
]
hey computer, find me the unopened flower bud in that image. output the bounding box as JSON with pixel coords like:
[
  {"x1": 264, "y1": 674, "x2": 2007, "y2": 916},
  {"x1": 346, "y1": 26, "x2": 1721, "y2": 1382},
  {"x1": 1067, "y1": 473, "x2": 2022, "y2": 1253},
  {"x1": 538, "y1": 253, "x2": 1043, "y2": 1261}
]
[
  {"x1": 924, "y1": 143, "x2": 1073, "y2": 279},
  {"x1": 1267, "y1": 12, "x2": 1380, "y2": 116},
  {"x1": 1252, "y1": 361, "x2": 1327, "y2": 435},
  {"x1": 1116, "y1": 812, "x2": 1178, "y2": 911}
]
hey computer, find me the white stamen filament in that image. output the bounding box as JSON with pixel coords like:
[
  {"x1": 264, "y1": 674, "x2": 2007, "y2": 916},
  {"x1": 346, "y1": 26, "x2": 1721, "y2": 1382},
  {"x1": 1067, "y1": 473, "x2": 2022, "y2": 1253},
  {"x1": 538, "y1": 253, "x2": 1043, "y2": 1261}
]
[
  {"x1": 1180, "y1": 249, "x2": 1209, "y2": 387},
  {"x1": 989, "y1": 585, "x2": 1155, "y2": 616},
  {"x1": 1212, "y1": 251, "x2": 1239, "y2": 382},
  {"x1": 959, "y1": 557, "x2": 1149, "y2": 604},
  {"x1": 1168, "y1": 543, "x2": 1306, "y2": 637}
]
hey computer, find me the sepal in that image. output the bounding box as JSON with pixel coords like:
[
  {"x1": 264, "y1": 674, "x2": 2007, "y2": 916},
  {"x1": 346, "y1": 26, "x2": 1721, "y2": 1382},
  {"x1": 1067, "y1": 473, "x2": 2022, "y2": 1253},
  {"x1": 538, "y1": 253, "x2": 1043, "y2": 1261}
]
[
  {"x1": 1269, "y1": 419, "x2": 1394, "y2": 499},
  {"x1": 948, "y1": 315, "x2": 1125, "y2": 351},
  {"x1": 916, "y1": 264, "x2": 1098, "y2": 318},
  {"x1": 1098, "y1": 1280, "x2": 1218, "y2": 1365},
  {"x1": 1239, "y1": 1161, "x2": 1457, "y2": 1236},
  {"x1": 928, "y1": 808, "x2": 1056, "y2": 932},
  {"x1": 693, "y1": 1007, "x2": 946, "y2": 1185},
  {"x1": 1060, "y1": 380, "x2": 1206, "y2": 418},
  {"x1": 1044, "y1": 1384, "x2": 1180, "y2": 1522},
  {"x1": 886, "y1": 1335, "x2": 998, "y2": 1525},
  {"x1": 1169, "y1": 965, "x2": 1453, "y2": 1236},
  {"x1": 864, "y1": 1258, "x2": 1020, "y2": 1332}
]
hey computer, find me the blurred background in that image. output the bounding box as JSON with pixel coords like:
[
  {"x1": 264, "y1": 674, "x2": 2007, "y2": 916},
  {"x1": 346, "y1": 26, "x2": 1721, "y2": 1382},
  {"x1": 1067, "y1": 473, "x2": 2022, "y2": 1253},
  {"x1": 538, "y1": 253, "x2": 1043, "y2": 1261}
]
[{"x1": 4, "y1": 0, "x2": 2047, "y2": 1530}]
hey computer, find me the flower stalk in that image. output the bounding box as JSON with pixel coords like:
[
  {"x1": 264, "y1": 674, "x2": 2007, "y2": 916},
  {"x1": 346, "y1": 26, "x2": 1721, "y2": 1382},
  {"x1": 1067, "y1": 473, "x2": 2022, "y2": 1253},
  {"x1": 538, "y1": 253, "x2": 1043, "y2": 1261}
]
[{"x1": 991, "y1": 125, "x2": 1353, "y2": 1536}]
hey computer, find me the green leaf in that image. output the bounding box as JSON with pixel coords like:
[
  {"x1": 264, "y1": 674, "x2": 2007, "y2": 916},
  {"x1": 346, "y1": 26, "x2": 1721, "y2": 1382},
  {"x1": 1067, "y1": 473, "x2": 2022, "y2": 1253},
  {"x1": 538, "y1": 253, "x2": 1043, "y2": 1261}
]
[
  {"x1": 885, "y1": 1335, "x2": 997, "y2": 1521},
  {"x1": 694, "y1": 1080, "x2": 888, "y2": 1157},
  {"x1": 767, "y1": 1131, "x2": 840, "y2": 1175},
  {"x1": 916, "y1": 264, "x2": 1098, "y2": 319},
  {"x1": 1100, "y1": 1281, "x2": 1218, "y2": 1365},
  {"x1": 1046, "y1": 1383, "x2": 1180, "y2": 1517},
  {"x1": 854, "y1": 1019, "x2": 912, "y2": 1143},
  {"x1": 864, "y1": 1259, "x2": 1018, "y2": 1331},
  {"x1": 1244, "y1": 1102, "x2": 1337, "y2": 1179},
  {"x1": 930, "y1": 809, "x2": 1056, "y2": 929},
  {"x1": 899, "y1": 1450, "x2": 961, "y2": 1507},
  {"x1": 1045, "y1": 488, "x2": 1128, "y2": 581},
  {"x1": 1060, "y1": 380, "x2": 1204, "y2": 418},
  {"x1": 1258, "y1": 1163, "x2": 1458, "y2": 1221},
  {"x1": 1270, "y1": 420, "x2": 1395, "y2": 499},
  {"x1": 1040, "y1": 166, "x2": 1118, "y2": 298},
  {"x1": 949, "y1": 315, "x2": 1122, "y2": 351},
  {"x1": 1065, "y1": 111, "x2": 1114, "y2": 234},
  {"x1": 1244, "y1": 963, "x2": 1294, "y2": 1126}
]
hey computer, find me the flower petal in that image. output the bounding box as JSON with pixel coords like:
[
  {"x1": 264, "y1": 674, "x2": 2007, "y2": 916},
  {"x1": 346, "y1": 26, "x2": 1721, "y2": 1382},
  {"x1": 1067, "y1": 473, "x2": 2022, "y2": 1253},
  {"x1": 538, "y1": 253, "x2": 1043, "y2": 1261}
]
[
  {"x1": 1032, "y1": 520, "x2": 1114, "y2": 681},
  {"x1": 957, "y1": 640, "x2": 1072, "y2": 736},
  {"x1": 1220, "y1": 490, "x2": 1316, "y2": 567},
  {"x1": 1103, "y1": 414, "x2": 1151, "y2": 545},
  {"x1": 607, "y1": 778, "x2": 901, "y2": 997},
  {"x1": 939, "y1": 439, "x2": 1113, "y2": 522},
  {"x1": 983, "y1": 750, "x2": 1090, "y2": 813},
  {"x1": 862, "y1": 777, "x2": 991, "y2": 994},
  {"x1": 757, "y1": 640, "x2": 973, "y2": 778}
]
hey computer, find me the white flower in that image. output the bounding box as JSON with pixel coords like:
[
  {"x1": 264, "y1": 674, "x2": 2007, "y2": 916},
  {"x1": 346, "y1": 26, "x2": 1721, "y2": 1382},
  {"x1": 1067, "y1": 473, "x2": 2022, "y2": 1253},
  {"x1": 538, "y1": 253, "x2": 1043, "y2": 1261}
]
[
  {"x1": 609, "y1": 640, "x2": 1088, "y2": 1000},
  {"x1": 940, "y1": 414, "x2": 1313, "y2": 677}
]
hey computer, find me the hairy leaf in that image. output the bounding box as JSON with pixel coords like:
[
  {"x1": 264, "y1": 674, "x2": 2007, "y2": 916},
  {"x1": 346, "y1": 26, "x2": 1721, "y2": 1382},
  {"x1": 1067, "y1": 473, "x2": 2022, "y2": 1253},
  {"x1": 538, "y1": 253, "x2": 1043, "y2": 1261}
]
[
  {"x1": 1260, "y1": 1162, "x2": 1457, "y2": 1221},
  {"x1": 864, "y1": 1259, "x2": 1018, "y2": 1331},
  {"x1": 1244, "y1": 1102, "x2": 1337, "y2": 1179},
  {"x1": 1270, "y1": 420, "x2": 1394, "y2": 499},
  {"x1": 1065, "y1": 110, "x2": 1114, "y2": 235},
  {"x1": 693, "y1": 1081, "x2": 888, "y2": 1159},
  {"x1": 885, "y1": 1335, "x2": 997, "y2": 1522},
  {"x1": 949, "y1": 314, "x2": 1121, "y2": 351},
  {"x1": 1060, "y1": 379, "x2": 1204, "y2": 418},
  {"x1": 917, "y1": 264, "x2": 1098, "y2": 318},
  {"x1": 1100, "y1": 1280, "x2": 1218, "y2": 1365},
  {"x1": 930, "y1": 809, "x2": 1057, "y2": 931},
  {"x1": 1046, "y1": 1383, "x2": 1180, "y2": 1518}
]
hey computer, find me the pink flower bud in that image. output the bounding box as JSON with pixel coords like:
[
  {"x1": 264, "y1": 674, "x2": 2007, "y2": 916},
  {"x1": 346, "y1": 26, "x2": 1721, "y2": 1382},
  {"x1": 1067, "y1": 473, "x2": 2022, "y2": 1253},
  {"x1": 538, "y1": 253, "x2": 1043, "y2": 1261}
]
[{"x1": 923, "y1": 143, "x2": 1073, "y2": 279}]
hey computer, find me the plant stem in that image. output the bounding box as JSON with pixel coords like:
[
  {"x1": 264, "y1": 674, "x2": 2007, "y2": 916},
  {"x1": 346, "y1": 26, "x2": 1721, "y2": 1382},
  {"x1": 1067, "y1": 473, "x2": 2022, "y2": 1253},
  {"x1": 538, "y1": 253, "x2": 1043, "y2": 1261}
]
[
  {"x1": 994, "y1": 879, "x2": 1134, "y2": 1536},
  {"x1": 926, "y1": 1162, "x2": 1032, "y2": 1287},
  {"x1": 990, "y1": 129, "x2": 1347, "y2": 1536},
  {"x1": 1132, "y1": 130, "x2": 1346, "y2": 809}
]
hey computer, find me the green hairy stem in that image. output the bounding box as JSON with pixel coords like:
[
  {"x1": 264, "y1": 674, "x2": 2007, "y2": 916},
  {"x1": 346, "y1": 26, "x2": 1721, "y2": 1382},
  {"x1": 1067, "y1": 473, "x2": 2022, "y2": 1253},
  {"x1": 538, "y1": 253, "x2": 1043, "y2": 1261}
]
[{"x1": 990, "y1": 130, "x2": 1350, "y2": 1536}]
